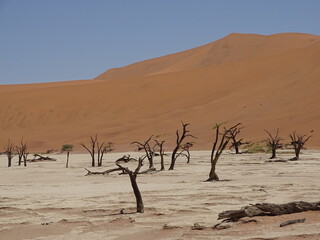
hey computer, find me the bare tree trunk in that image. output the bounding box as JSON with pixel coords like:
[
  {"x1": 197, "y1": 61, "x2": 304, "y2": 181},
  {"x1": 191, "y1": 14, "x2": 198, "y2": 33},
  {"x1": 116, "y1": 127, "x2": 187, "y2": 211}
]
[
  {"x1": 23, "y1": 154, "x2": 28, "y2": 167},
  {"x1": 66, "y1": 152, "x2": 70, "y2": 168},
  {"x1": 129, "y1": 174, "x2": 144, "y2": 213},
  {"x1": 168, "y1": 146, "x2": 179, "y2": 170},
  {"x1": 208, "y1": 158, "x2": 219, "y2": 181},
  {"x1": 270, "y1": 148, "x2": 276, "y2": 159},
  {"x1": 234, "y1": 141, "x2": 239, "y2": 154},
  {"x1": 18, "y1": 155, "x2": 22, "y2": 166},
  {"x1": 8, "y1": 157, "x2": 12, "y2": 167},
  {"x1": 186, "y1": 151, "x2": 191, "y2": 163}
]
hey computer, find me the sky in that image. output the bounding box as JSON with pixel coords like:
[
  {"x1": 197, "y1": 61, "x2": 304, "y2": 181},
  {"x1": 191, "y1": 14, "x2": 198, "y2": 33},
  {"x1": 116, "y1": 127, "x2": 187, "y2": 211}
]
[{"x1": 1, "y1": 0, "x2": 319, "y2": 85}]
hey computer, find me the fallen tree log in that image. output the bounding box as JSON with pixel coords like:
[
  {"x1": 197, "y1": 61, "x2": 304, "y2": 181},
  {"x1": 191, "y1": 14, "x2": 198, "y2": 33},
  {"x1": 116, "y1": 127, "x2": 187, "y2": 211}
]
[
  {"x1": 28, "y1": 154, "x2": 57, "y2": 162},
  {"x1": 84, "y1": 167, "x2": 123, "y2": 176},
  {"x1": 218, "y1": 201, "x2": 320, "y2": 222}
]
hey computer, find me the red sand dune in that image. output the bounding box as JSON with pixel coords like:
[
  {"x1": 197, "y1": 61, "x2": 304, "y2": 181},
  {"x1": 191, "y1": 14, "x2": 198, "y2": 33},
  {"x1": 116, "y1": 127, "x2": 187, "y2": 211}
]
[{"x1": 1, "y1": 33, "x2": 320, "y2": 152}]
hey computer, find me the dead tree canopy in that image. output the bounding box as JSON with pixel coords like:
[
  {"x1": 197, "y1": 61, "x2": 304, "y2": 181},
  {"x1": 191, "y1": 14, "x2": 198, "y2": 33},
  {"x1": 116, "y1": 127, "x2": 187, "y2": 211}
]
[
  {"x1": 229, "y1": 125, "x2": 247, "y2": 154},
  {"x1": 289, "y1": 131, "x2": 311, "y2": 160},
  {"x1": 4, "y1": 140, "x2": 15, "y2": 167},
  {"x1": 169, "y1": 121, "x2": 196, "y2": 170},
  {"x1": 218, "y1": 201, "x2": 320, "y2": 222},
  {"x1": 207, "y1": 123, "x2": 241, "y2": 181},
  {"x1": 131, "y1": 136, "x2": 154, "y2": 169},
  {"x1": 116, "y1": 156, "x2": 146, "y2": 213},
  {"x1": 264, "y1": 129, "x2": 283, "y2": 159}
]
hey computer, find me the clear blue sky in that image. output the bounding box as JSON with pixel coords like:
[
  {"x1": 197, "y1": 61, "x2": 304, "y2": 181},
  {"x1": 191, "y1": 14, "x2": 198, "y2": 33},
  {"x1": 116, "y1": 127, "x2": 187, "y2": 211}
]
[{"x1": 1, "y1": 0, "x2": 319, "y2": 84}]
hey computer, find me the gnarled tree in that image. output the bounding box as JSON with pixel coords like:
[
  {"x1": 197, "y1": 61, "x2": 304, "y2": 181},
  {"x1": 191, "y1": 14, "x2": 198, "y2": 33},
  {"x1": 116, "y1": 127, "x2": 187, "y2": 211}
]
[
  {"x1": 116, "y1": 156, "x2": 145, "y2": 213},
  {"x1": 16, "y1": 138, "x2": 28, "y2": 167},
  {"x1": 62, "y1": 144, "x2": 73, "y2": 168},
  {"x1": 207, "y1": 123, "x2": 240, "y2": 181},
  {"x1": 132, "y1": 136, "x2": 154, "y2": 169},
  {"x1": 289, "y1": 132, "x2": 311, "y2": 160},
  {"x1": 229, "y1": 125, "x2": 248, "y2": 154},
  {"x1": 264, "y1": 129, "x2": 282, "y2": 159},
  {"x1": 81, "y1": 135, "x2": 97, "y2": 167},
  {"x1": 154, "y1": 140, "x2": 165, "y2": 171},
  {"x1": 168, "y1": 122, "x2": 196, "y2": 170},
  {"x1": 4, "y1": 139, "x2": 15, "y2": 167}
]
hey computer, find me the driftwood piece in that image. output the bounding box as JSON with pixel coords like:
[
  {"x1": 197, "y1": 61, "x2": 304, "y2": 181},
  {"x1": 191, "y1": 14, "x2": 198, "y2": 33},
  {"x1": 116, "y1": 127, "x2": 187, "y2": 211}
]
[
  {"x1": 28, "y1": 154, "x2": 57, "y2": 162},
  {"x1": 280, "y1": 218, "x2": 305, "y2": 227},
  {"x1": 84, "y1": 167, "x2": 123, "y2": 176},
  {"x1": 218, "y1": 201, "x2": 320, "y2": 222}
]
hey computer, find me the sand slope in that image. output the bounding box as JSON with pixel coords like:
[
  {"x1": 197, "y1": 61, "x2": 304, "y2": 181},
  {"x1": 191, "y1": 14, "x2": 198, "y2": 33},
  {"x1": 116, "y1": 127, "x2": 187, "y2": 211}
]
[{"x1": 0, "y1": 33, "x2": 320, "y2": 151}]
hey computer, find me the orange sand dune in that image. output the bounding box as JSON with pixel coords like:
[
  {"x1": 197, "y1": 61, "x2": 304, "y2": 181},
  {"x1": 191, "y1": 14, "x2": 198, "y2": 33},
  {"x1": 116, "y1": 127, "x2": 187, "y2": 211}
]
[{"x1": 1, "y1": 33, "x2": 320, "y2": 152}]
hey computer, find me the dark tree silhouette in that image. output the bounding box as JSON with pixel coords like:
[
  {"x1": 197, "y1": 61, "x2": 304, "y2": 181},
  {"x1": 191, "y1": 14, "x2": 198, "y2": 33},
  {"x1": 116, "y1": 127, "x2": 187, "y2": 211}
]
[
  {"x1": 154, "y1": 140, "x2": 165, "y2": 171},
  {"x1": 229, "y1": 125, "x2": 248, "y2": 154},
  {"x1": 97, "y1": 141, "x2": 113, "y2": 167},
  {"x1": 62, "y1": 144, "x2": 73, "y2": 168},
  {"x1": 207, "y1": 123, "x2": 240, "y2": 181},
  {"x1": 80, "y1": 135, "x2": 98, "y2": 167},
  {"x1": 132, "y1": 136, "x2": 154, "y2": 169},
  {"x1": 16, "y1": 138, "x2": 28, "y2": 167},
  {"x1": 4, "y1": 140, "x2": 15, "y2": 167},
  {"x1": 81, "y1": 135, "x2": 112, "y2": 167},
  {"x1": 264, "y1": 129, "x2": 283, "y2": 159},
  {"x1": 168, "y1": 122, "x2": 196, "y2": 170},
  {"x1": 289, "y1": 132, "x2": 312, "y2": 160},
  {"x1": 116, "y1": 156, "x2": 145, "y2": 213}
]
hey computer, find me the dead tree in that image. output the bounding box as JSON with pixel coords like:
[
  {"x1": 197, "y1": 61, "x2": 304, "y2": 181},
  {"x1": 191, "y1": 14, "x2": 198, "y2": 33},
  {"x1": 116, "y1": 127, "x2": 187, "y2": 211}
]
[
  {"x1": 207, "y1": 123, "x2": 240, "y2": 181},
  {"x1": 289, "y1": 132, "x2": 311, "y2": 160},
  {"x1": 80, "y1": 135, "x2": 97, "y2": 167},
  {"x1": 229, "y1": 125, "x2": 247, "y2": 154},
  {"x1": 61, "y1": 144, "x2": 73, "y2": 168},
  {"x1": 81, "y1": 135, "x2": 112, "y2": 167},
  {"x1": 154, "y1": 140, "x2": 165, "y2": 171},
  {"x1": 264, "y1": 129, "x2": 282, "y2": 159},
  {"x1": 4, "y1": 139, "x2": 15, "y2": 167},
  {"x1": 181, "y1": 142, "x2": 193, "y2": 163},
  {"x1": 16, "y1": 138, "x2": 28, "y2": 166},
  {"x1": 132, "y1": 136, "x2": 154, "y2": 169},
  {"x1": 168, "y1": 122, "x2": 196, "y2": 170},
  {"x1": 116, "y1": 156, "x2": 145, "y2": 213},
  {"x1": 97, "y1": 141, "x2": 113, "y2": 167}
]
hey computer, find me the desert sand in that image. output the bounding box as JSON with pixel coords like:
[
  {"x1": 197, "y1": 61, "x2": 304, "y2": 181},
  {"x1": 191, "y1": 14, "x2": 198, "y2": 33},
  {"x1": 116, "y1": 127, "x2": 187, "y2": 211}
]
[
  {"x1": 1, "y1": 150, "x2": 319, "y2": 239},
  {"x1": 1, "y1": 33, "x2": 320, "y2": 151}
]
